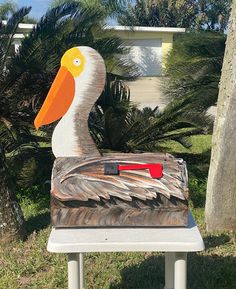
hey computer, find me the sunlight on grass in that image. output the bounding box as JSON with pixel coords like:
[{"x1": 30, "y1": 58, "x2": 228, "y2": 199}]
[
  {"x1": 160, "y1": 135, "x2": 212, "y2": 154},
  {"x1": 0, "y1": 205, "x2": 235, "y2": 289}
]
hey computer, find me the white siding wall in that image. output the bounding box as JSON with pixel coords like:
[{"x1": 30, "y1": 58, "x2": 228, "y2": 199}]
[{"x1": 125, "y1": 39, "x2": 162, "y2": 76}]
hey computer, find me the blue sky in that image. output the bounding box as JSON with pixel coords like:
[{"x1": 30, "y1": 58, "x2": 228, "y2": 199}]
[
  {"x1": 18, "y1": 0, "x2": 51, "y2": 19},
  {"x1": 16, "y1": 0, "x2": 52, "y2": 19},
  {"x1": 0, "y1": 0, "x2": 135, "y2": 21},
  {"x1": 0, "y1": 0, "x2": 52, "y2": 19}
]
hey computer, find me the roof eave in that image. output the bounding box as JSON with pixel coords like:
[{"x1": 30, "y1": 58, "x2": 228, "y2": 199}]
[{"x1": 107, "y1": 26, "x2": 186, "y2": 33}]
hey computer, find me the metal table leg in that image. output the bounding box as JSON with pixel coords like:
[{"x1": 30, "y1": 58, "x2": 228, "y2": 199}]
[
  {"x1": 174, "y1": 252, "x2": 187, "y2": 289},
  {"x1": 165, "y1": 252, "x2": 175, "y2": 289},
  {"x1": 68, "y1": 253, "x2": 84, "y2": 289}
]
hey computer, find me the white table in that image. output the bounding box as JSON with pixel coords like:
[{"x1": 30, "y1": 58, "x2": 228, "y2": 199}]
[{"x1": 47, "y1": 212, "x2": 204, "y2": 289}]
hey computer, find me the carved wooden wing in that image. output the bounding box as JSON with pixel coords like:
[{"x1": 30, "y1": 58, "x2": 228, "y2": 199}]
[{"x1": 51, "y1": 153, "x2": 188, "y2": 202}]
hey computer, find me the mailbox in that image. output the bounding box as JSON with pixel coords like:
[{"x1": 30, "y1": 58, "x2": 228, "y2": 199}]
[{"x1": 34, "y1": 47, "x2": 189, "y2": 228}]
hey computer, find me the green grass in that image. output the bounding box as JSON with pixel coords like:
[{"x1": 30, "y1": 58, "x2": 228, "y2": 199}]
[
  {"x1": 161, "y1": 134, "x2": 211, "y2": 207},
  {"x1": 159, "y1": 135, "x2": 212, "y2": 154},
  {"x1": 0, "y1": 134, "x2": 235, "y2": 289}
]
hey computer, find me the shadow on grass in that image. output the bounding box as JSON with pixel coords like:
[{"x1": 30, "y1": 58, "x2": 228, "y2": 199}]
[
  {"x1": 174, "y1": 149, "x2": 211, "y2": 181},
  {"x1": 109, "y1": 255, "x2": 165, "y2": 289},
  {"x1": 204, "y1": 234, "x2": 231, "y2": 250},
  {"x1": 26, "y1": 211, "x2": 50, "y2": 236},
  {"x1": 173, "y1": 150, "x2": 211, "y2": 208},
  {"x1": 109, "y1": 253, "x2": 236, "y2": 289}
]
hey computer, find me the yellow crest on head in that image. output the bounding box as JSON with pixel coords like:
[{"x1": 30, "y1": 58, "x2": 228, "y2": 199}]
[{"x1": 61, "y1": 47, "x2": 85, "y2": 78}]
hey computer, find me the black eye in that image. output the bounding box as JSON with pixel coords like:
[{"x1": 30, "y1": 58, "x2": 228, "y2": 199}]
[{"x1": 73, "y1": 58, "x2": 81, "y2": 66}]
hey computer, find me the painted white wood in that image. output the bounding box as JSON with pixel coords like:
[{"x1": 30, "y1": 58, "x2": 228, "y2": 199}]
[
  {"x1": 68, "y1": 253, "x2": 84, "y2": 289},
  {"x1": 79, "y1": 253, "x2": 85, "y2": 289},
  {"x1": 164, "y1": 252, "x2": 175, "y2": 289},
  {"x1": 126, "y1": 39, "x2": 162, "y2": 76},
  {"x1": 49, "y1": 213, "x2": 202, "y2": 289},
  {"x1": 174, "y1": 253, "x2": 187, "y2": 289},
  {"x1": 68, "y1": 252, "x2": 187, "y2": 289},
  {"x1": 51, "y1": 47, "x2": 105, "y2": 158},
  {"x1": 47, "y1": 212, "x2": 204, "y2": 253}
]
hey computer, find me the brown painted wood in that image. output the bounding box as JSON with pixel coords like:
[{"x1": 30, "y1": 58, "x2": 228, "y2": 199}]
[{"x1": 51, "y1": 153, "x2": 189, "y2": 227}]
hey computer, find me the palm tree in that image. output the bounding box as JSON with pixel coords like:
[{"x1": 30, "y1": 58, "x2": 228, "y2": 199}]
[
  {"x1": 118, "y1": 0, "x2": 232, "y2": 31},
  {"x1": 164, "y1": 31, "x2": 226, "y2": 112},
  {"x1": 6, "y1": 2, "x2": 135, "y2": 113},
  {"x1": 0, "y1": 1, "x2": 135, "y2": 242},
  {"x1": 90, "y1": 93, "x2": 211, "y2": 152},
  {"x1": 51, "y1": 0, "x2": 126, "y2": 16},
  {"x1": 0, "y1": 0, "x2": 17, "y2": 20},
  {"x1": 197, "y1": 0, "x2": 232, "y2": 32},
  {"x1": 0, "y1": 0, "x2": 36, "y2": 23},
  {"x1": 118, "y1": 0, "x2": 198, "y2": 27},
  {"x1": 0, "y1": 6, "x2": 32, "y2": 243}
]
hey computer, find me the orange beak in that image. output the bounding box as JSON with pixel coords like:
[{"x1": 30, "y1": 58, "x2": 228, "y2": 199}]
[{"x1": 34, "y1": 66, "x2": 75, "y2": 130}]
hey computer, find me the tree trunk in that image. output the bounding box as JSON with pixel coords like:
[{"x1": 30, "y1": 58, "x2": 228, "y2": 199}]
[
  {"x1": 0, "y1": 147, "x2": 25, "y2": 243},
  {"x1": 205, "y1": 1, "x2": 236, "y2": 232}
]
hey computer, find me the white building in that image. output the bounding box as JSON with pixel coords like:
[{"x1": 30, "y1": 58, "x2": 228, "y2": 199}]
[
  {"x1": 5, "y1": 22, "x2": 185, "y2": 109},
  {"x1": 112, "y1": 26, "x2": 185, "y2": 109}
]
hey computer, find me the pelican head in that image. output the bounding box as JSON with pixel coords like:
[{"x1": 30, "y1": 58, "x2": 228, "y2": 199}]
[
  {"x1": 34, "y1": 46, "x2": 106, "y2": 130},
  {"x1": 34, "y1": 46, "x2": 106, "y2": 157}
]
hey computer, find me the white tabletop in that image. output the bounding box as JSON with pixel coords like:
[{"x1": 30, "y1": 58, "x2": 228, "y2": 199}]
[{"x1": 47, "y1": 212, "x2": 204, "y2": 253}]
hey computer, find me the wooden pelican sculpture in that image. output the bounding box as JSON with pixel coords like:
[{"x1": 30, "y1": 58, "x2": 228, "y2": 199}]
[{"x1": 34, "y1": 47, "x2": 189, "y2": 227}]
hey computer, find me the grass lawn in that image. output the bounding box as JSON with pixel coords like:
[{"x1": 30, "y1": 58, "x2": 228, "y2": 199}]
[{"x1": 0, "y1": 135, "x2": 235, "y2": 289}]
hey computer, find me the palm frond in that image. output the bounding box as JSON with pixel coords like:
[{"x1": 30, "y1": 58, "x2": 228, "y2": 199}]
[
  {"x1": 0, "y1": 1, "x2": 17, "y2": 20},
  {"x1": 164, "y1": 32, "x2": 225, "y2": 112},
  {"x1": 0, "y1": 6, "x2": 31, "y2": 72}
]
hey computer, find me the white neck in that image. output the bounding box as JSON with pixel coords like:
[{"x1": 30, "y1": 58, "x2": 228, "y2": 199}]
[{"x1": 51, "y1": 78, "x2": 99, "y2": 157}]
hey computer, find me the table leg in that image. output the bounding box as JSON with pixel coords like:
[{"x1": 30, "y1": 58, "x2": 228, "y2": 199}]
[
  {"x1": 164, "y1": 252, "x2": 175, "y2": 289},
  {"x1": 68, "y1": 253, "x2": 84, "y2": 289},
  {"x1": 174, "y1": 252, "x2": 187, "y2": 289}
]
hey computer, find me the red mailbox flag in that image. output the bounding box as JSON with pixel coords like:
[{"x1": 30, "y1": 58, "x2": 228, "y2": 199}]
[
  {"x1": 118, "y1": 164, "x2": 163, "y2": 178},
  {"x1": 104, "y1": 163, "x2": 163, "y2": 179}
]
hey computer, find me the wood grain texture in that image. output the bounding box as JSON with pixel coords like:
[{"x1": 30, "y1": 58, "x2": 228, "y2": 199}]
[
  {"x1": 51, "y1": 152, "x2": 189, "y2": 227},
  {"x1": 51, "y1": 196, "x2": 188, "y2": 227}
]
